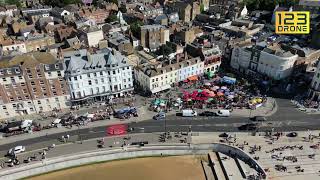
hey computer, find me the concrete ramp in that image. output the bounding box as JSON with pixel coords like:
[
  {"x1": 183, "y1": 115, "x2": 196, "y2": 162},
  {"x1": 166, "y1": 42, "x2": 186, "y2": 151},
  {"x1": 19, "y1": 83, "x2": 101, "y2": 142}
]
[
  {"x1": 201, "y1": 160, "x2": 215, "y2": 180},
  {"x1": 219, "y1": 153, "x2": 245, "y2": 179},
  {"x1": 208, "y1": 152, "x2": 226, "y2": 180}
]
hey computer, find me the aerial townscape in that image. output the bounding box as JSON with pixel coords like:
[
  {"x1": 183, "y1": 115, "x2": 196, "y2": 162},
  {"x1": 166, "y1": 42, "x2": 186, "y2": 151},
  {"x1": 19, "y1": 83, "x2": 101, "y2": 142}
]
[{"x1": 0, "y1": 0, "x2": 319, "y2": 179}]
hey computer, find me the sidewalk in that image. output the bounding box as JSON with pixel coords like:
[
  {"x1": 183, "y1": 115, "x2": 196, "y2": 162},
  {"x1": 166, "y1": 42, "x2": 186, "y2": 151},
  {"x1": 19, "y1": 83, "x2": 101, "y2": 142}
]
[
  {"x1": 192, "y1": 130, "x2": 320, "y2": 179},
  {"x1": 0, "y1": 106, "x2": 155, "y2": 146}
]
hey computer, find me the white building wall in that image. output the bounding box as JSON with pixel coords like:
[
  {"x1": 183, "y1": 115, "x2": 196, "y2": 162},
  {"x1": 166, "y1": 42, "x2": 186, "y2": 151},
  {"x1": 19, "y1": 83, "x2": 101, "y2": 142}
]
[
  {"x1": 3, "y1": 43, "x2": 27, "y2": 54},
  {"x1": 68, "y1": 67, "x2": 134, "y2": 100},
  {"x1": 231, "y1": 46, "x2": 298, "y2": 80}
]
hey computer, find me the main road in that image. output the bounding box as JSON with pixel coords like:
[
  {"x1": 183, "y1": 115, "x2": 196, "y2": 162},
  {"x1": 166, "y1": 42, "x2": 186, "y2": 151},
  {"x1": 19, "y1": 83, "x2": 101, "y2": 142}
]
[{"x1": 0, "y1": 98, "x2": 320, "y2": 153}]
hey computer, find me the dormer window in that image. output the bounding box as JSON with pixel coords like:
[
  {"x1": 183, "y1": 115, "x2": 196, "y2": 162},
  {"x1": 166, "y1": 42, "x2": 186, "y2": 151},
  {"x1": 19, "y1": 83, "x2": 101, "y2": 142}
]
[{"x1": 45, "y1": 65, "x2": 50, "y2": 70}]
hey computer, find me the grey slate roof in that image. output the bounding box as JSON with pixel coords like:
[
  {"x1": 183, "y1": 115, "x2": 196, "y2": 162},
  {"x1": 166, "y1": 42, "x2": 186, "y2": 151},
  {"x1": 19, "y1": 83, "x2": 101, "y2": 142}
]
[{"x1": 64, "y1": 48, "x2": 130, "y2": 75}]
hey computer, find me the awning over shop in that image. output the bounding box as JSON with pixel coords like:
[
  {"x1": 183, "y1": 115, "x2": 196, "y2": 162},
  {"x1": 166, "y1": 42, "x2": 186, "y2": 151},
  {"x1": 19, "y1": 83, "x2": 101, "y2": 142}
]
[
  {"x1": 151, "y1": 84, "x2": 171, "y2": 94},
  {"x1": 187, "y1": 75, "x2": 198, "y2": 81}
]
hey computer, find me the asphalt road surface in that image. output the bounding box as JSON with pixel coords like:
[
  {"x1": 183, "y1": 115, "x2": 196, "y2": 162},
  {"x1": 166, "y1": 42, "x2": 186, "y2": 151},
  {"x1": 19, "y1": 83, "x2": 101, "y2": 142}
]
[{"x1": 1, "y1": 99, "x2": 320, "y2": 154}]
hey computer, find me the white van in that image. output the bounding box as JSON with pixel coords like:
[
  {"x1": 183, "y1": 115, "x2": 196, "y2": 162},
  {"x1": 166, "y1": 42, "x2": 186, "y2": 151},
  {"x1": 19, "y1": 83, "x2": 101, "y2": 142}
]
[
  {"x1": 216, "y1": 110, "x2": 230, "y2": 117},
  {"x1": 182, "y1": 110, "x2": 197, "y2": 117}
]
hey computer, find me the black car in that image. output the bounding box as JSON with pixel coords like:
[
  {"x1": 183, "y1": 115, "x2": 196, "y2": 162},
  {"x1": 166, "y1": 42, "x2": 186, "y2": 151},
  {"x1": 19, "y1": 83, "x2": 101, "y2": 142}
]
[
  {"x1": 199, "y1": 111, "x2": 216, "y2": 116},
  {"x1": 250, "y1": 116, "x2": 267, "y2": 122},
  {"x1": 238, "y1": 123, "x2": 259, "y2": 131}
]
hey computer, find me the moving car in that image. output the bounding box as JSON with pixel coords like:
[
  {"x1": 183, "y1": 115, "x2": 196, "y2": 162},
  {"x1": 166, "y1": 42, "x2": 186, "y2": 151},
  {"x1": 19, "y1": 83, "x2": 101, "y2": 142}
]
[
  {"x1": 199, "y1": 111, "x2": 215, "y2": 116},
  {"x1": 182, "y1": 110, "x2": 197, "y2": 117},
  {"x1": 8, "y1": 146, "x2": 26, "y2": 155},
  {"x1": 153, "y1": 112, "x2": 166, "y2": 120},
  {"x1": 215, "y1": 110, "x2": 230, "y2": 117},
  {"x1": 250, "y1": 116, "x2": 267, "y2": 122},
  {"x1": 238, "y1": 123, "x2": 259, "y2": 131}
]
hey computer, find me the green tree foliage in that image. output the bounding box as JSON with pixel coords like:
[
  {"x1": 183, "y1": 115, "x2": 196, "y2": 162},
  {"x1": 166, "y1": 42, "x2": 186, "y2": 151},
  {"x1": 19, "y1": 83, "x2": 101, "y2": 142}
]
[
  {"x1": 200, "y1": 4, "x2": 205, "y2": 13},
  {"x1": 63, "y1": 0, "x2": 82, "y2": 5},
  {"x1": 243, "y1": 0, "x2": 299, "y2": 11},
  {"x1": 130, "y1": 20, "x2": 144, "y2": 38},
  {"x1": 119, "y1": 4, "x2": 127, "y2": 13},
  {"x1": 156, "y1": 44, "x2": 173, "y2": 56},
  {"x1": 105, "y1": 14, "x2": 118, "y2": 23},
  {"x1": 5, "y1": 0, "x2": 21, "y2": 7}
]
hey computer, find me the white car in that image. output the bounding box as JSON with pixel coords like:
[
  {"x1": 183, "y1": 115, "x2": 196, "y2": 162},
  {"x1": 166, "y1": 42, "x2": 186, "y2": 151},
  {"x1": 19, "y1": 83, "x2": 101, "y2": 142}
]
[{"x1": 8, "y1": 146, "x2": 26, "y2": 155}]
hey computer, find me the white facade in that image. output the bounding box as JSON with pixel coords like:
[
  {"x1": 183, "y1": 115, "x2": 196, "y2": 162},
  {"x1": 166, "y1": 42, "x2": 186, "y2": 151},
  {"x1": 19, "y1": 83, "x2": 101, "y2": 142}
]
[
  {"x1": 64, "y1": 49, "x2": 134, "y2": 104},
  {"x1": 135, "y1": 57, "x2": 204, "y2": 93},
  {"x1": 2, "y1": 42, "x2": 27, "y2": 54},
  {"x1": 231, "y1": 46, "x2": 298, "y2": 80},
  {"x1": 86, "y1": 29, "x2": 104, "y2": 47}
]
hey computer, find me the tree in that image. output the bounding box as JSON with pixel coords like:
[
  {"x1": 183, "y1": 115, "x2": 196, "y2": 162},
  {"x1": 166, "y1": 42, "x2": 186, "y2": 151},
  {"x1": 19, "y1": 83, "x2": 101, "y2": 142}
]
[
  {"x1": 130, "y1": 20, "x2": 144, "y2": 38},
  {"x1": 105, "y1": 14, "x2": 118, "y2": 23},
  {"x1": 200, "y1": 4, "x2": 205, "y2": 13},
  {"x1": 119, "y1": 4, "x2": 127, "y2": 13},
  {"x1": 5, "y1": 0, "x2": 21, "y2": 7},
  {"x1": 156, "y1": 44, "x2": 173, "y2": 56},
  {"x1": 63, "y1": 0, "x2": 82, "y2": 5}
]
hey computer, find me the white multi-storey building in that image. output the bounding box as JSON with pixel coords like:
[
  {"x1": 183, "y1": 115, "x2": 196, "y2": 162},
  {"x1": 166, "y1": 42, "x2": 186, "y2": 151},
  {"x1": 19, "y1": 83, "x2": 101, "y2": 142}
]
[
  {"x1": 64, "y1": 49, "x2": 134, "y2": 105},
  {"x1": 135, "y1": 56, "x2": 204, "y2": 94},
  {"x1": 231, "y1": 43, "x2": 299, "y2": 80}
]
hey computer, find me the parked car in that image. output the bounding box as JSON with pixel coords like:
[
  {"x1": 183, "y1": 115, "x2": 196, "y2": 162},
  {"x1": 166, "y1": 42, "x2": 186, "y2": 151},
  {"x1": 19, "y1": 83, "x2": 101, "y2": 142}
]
[
  {"x1": 153, "y1": 112, "x2": 166, "y2": 120},
  {"x1": 8, "y1": 146, "x2": 26, "y2": 155},
  {"x1": 182, "y1": 110, "x2": 197, "y2": 117},
  {"x1": 250, "y1": 116, "x2": 267, "y2": 122},
  {"x1": 199, "y1": 111, "x2": 216, "y2": 116},
  {"x1": 215, "y1": 110, "x2": 230, "y2": 117}
]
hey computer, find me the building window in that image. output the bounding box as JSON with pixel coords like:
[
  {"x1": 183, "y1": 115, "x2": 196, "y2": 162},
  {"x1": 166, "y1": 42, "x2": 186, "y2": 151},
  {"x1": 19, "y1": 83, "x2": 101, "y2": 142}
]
[
  {"x1": 55, "y1": 97, "x2": 59, "y2": 102},
  {"x1": 95, "y1": 79, "x2": 98, "y2": 84},
  {"x1": 113, "y1": 70, "x2": 116, "y2": 74},
  {"x1": 7, "y1": 69, "x2": 12, "y2": 74},
  {"x1": 55, "y1": 64, "x2": 59, "y2": 69},
  {"x1": 18, "y1": 96, "x2": 22, "y2": 100},
  {"x1": 28, "y1": 74, "x2": 33, "y2": 79},
  {"x1": 31, "y1": 81, "x2": 36, "y2": 86},
  {"x1": 45, "y1": 65, "x2": 50, "y2": 70},
  {"x1": 5, "y1": 84, "x2": 10, "y2": 89},
  {"x1": 40, "y1": 80, "x2": 45, "y2": 85},
  {"x1": 23, "y1": 89, "x2": 28, "y2": 94},
  {"x1": 2, "y1": 77, "x2": 6, "y2": 81},
  {"x1": 48, "y1": 72, "x2": 52, "y2": 76},
  {"x1": 2, "y1": 105, "x2": 7, "y2": 110},
  {"x1": 94, "y1": 73, "x2": 97, "y2": 77},
  {"x1": 100, "y1": 71, "x2": 103, "y2": 76},
  {"x1": 88, "y1": 80, "x2": 92, "y2": 85},
  {"x1": 101, "y1": 78, "x2": 104, "y2": 83},
  {"x1": 18, "y1": 75, "x2": 23, "y2": 80},
  {"x1": 9, "y1": 97, "x2": 14, "y2": 102},
  {"x1": 57, "y1": 71, "x2": 62, "y2": 77},
  {"x1": 0, "y1": 70, "x2": 3, "y2": 75}
]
